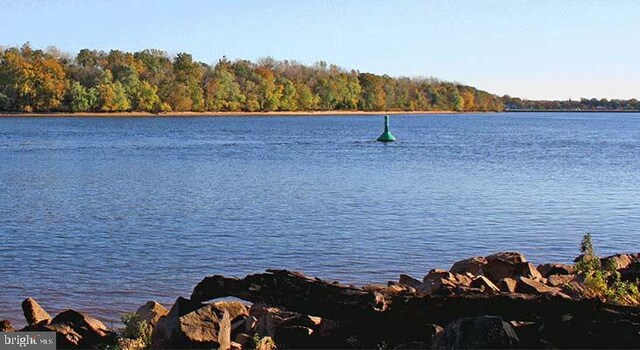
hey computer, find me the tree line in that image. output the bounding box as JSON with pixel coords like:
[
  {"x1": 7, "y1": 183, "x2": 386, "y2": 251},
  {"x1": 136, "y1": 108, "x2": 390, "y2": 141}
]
[
  {"x1": 503, "y1": 95, "x2": 640, "y2": 111},
  {"x1": 0, "y1": 43, "x2": 504, "y2": 113}
]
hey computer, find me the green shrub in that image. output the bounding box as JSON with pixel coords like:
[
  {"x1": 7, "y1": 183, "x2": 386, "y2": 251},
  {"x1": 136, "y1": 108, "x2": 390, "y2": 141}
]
[
  {"x1": 574, "y1": 233, "x2": 639, "y2": 305},
  {"x1": 121, "y1": 313, "x2": 152, "y2": 350}
]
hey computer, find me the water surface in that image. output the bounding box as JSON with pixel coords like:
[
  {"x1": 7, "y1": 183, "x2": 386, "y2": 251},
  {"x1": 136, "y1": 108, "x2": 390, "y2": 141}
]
[{"x1": 1, "y1": 113, "x2": 639, "y2": 325}]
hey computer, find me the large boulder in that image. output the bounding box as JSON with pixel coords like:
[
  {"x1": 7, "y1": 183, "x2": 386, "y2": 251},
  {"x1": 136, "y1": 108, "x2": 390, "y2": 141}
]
[
  {"x1": 398, "y1": 274, "x2": 422, "y2": 288},
  {"x1": 432, "y1": 315, "x2": 520, "y2": 349},
  {"x1": 136, "y1": 301, "x2": 169, "y2": 327},
  {"x1": 152, "y1": 297, "x2": 248, "y2": 350},
  {"x1": 23, "y1": 309, "x2": 114, "y2": 349},
  {"x1": 483, "y1": 253, "x2": 542, "y2": 283},
  {"x1": 537, "y1": 263, "x2": 573, "y2": 277},
  {"x1": 417, "y1": 270, "x2": 458, "y2": 295},
  {"x1": 22, "y1": 298, "x2": 52, "y2": 325},
  {"x1": 450, "y1": 256, "x2": 487, "y2": 276},
  {"x1": 51, "y1": 310, "x2": 112, "y2": 347},
  {"x1": 547, "y1": 274, "x2": 575, "y2": 287},
  {"x1": 486, "y1": 252, "x2": 527, "y2": 264},
  {"x1": 601, "y1": 254, "x2": 633, "y2": 270},
  {"x1": 515, "y1": 277, "x2": 570, "y2": 298}
]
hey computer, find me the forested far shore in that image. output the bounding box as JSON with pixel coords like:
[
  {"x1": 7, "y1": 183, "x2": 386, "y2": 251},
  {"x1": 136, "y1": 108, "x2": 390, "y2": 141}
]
[
  {"x1": 503, "y1": 95, "x2": 640, "y2": 111},
  {"x1": 0, "y1": 44, "x2": 503, "y2": 113}
]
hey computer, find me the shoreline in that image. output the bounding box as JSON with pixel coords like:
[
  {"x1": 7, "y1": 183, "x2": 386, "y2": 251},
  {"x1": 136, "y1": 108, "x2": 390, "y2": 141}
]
[
  {"x1": 0, "y1": 110, "x2": 462, "y2": 118},
  {"x1": 0, "y1": 109, "x2": 638, "y2": 118},
  {"x1": 4, "y1": 250, "x2": 639, "y2": 349}
]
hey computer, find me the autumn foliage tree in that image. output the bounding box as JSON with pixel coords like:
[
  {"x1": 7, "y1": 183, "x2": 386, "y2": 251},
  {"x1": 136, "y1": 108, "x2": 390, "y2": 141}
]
[
  {"x1": 0, "y1": 43, "x2": 506, "y2": 113},
  {"x1": 0, "y1": 43, "x2": 67, "y2": 112}
]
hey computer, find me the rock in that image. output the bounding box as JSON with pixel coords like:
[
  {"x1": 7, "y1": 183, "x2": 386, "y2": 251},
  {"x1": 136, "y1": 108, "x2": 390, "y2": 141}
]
[
  {"x1": 234, "y1": 333, "x2": 253, "y2": 347},
  {"x1": 470, "y1": 276, "x2": 499, "y2": 293},
  {"x1": 152, "y1": 297, "x2": 203, "y2": 350},
  {"x1": 135, "y1": 301, "x2": 168, "y2": 327},
  {"x1": 43, "y1": 323, "x2": 83, "y2": 349},
  {"x1": 483, "y1": 253, "x2": 541, "y2": 283},
  {"x1": 247, "y1": 303, "x2": 297, "y2": 337},
  {"x1": 152, "y1": 297, "x2": 249, "y2": 350},
  {"x1": 537, "y1": 263, "x2": 573, "y2": 277},
  {"x1": 423, "y1": 269, "x2": 456, "y2": 283},
  {"x1": 602, "y1": 254, "x2": 633, "y2": 270},
  {"x1": 515, "y1": 277, "x2": 570, "y2": 298},
  {"x1": 399, "y1": 274, "x2": 422, "y2": 288},
  {"x1": 417, "y1": 269, "x2": 459, "y2": 295},
  {"x1": 497, "y1": 278, "x2": 518, "y2": 293},
  {"x1": 432, "y1": 315, "x2": 520, "y2": 349},
  {"x1": 417, "y1": 278, "x2": 456, "y2": 296},
  {"x1": 218, "y1": 310, "x2": 232, "y2": 350},
  {"x1": 0, "y1": 319, "x2": 14, "y2": 332},
  {"x1": 561, "y1": 280, "x2": 587, "y2": 299},
  {"x1": 486, "y1": 252, "x2": 527, "y2": 264},
  {"x1": 24, "y1": 310, "x2": 114, "y2": 349},
  {"x1": 51, "y1": 309, "x2": 112, "y2": 347},
  {"x1": 515, "y1": 262, "x2": 543, "y2": 280},
  {"x1": 363, "y1": 283, "x2": 387, "y2": 292},
  {"x1": 191, "y1": 268, "x2": 640, "y2": 347},
  {"x1": 547, "y1": 274, "x2": 575, "y2": 287},
  {"x1": 620, "y1": 262, "x2": 640, "y2": 282},
  {"x1": 22, "y1": 298, "x2": 52, "y2": 325},
  {"x1": 453, "y1": 273, "x2": 473, "y2": 287},
  {"x1": 450, "y1": 256, "x2": 487, "y2": 276},
  {"x1": 386, "y1": 283, "x2": 417, "y2": 294}
]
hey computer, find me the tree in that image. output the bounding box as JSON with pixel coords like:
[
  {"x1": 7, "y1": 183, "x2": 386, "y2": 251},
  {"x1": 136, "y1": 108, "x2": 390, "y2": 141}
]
[
  {"x1": 0, "y1": 44, "x2": 67, "y2": 112},
  {"x1": 96, "y1": 70, "x2": 131, "y2": 112},
  {"x1": 136, "y1": 81, "x2": 162, "y2": 112},
  {"x1": 173, "y1": 52, "x2": 204, "y2": 111},
  {"x1": 0, "y1": 43, "x2": 509, "y2": 113},
  {"x1": 204, "y1": 66, "x2": 245, "y2": 111},
  {"x1": 358, "y1": 73, "x2": 386, "y2": 111},
  {"x1": 66, "y1": 81, "x2": 98, "y2": 111}
]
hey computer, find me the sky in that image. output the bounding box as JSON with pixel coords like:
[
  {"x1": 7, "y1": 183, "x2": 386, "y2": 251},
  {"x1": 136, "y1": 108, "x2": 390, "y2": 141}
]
[{"x1": 1, "y1": 0, "x2": 639, "y2": 100}]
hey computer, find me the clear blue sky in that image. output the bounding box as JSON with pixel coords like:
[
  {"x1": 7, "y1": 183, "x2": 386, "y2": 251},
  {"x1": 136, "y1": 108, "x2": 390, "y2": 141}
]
[{"x1": 1, "y1": 0, "x2": 639, "y2": 100}]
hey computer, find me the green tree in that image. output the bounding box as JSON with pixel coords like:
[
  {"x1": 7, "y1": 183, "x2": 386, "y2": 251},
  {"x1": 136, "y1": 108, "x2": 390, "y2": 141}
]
[
  {"x1": 358, "y1": 73, "x2": 386, "y2": 110},
  {"x1": 204, "y1": 66, "x2": 245, "y2": 111},
  {"x1": 96, "y1": 70, "x2": 130, "y2": 112},
  {"x1": 66, "y1": 81, "x2": 98, "y2": 111}
]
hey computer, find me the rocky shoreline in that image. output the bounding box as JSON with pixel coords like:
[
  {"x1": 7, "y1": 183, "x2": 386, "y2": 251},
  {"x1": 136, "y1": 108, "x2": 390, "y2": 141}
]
[{"x1": 3, "y1": 251, "x2": 640, "y2": 349}]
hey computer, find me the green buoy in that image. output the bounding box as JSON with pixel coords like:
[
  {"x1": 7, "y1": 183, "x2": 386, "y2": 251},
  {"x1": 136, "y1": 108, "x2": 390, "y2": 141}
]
[{"x1": 377, "y1": 115, "x2": 396, "y2": 142}]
